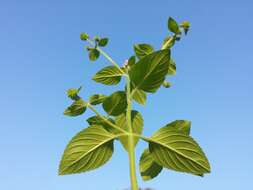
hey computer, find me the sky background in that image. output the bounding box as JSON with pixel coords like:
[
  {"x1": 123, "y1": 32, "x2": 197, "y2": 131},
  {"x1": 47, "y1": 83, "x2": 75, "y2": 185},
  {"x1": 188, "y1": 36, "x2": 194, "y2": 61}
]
[{"x1": 0, "y1": 0, "x2": 252, "y2": 190}]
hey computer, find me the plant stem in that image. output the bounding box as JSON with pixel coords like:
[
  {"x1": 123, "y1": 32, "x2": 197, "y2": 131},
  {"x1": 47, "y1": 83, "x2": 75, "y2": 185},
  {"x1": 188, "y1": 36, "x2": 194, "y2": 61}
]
[
  {"x1": 126, "y1": 75, "x2": 139, "y2": 190},
  {"x1": 86, "y1": 39, "x2": 124, "y2": 74}
]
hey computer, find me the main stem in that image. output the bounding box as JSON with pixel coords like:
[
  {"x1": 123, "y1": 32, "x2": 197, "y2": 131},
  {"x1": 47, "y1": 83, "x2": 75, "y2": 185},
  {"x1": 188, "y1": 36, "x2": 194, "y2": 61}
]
[{"x1": 126, "y1": 75, "x2": 138, "y2": 190}]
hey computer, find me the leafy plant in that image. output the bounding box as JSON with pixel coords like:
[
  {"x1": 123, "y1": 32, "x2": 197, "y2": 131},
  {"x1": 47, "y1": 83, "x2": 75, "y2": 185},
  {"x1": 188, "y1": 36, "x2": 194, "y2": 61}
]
[{"x1": 58, "y1": 17, "x2": 211, "y2": 190}]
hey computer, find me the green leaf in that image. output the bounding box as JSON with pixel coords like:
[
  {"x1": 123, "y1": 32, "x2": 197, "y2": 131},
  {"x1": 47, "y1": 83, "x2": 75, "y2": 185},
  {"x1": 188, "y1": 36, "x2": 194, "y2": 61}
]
[
  {"x1": 59, "y1": 125, "x2": 115, "y2": 175},
  {"x1": 89, "y1": 48, "x2": 100, "y2": 61},
  {"x1": 98, "y1": 38, "x2": 109, "y2": 47},
  {"x1": 89, "y1": 94, "x2": 107, "y2": 105},
  {"x1": 161, "y1": 36, "x2": 176, "y2": 50},
  {"x1": 162, "y1": 81, "x2": 171, "y2": 88},
  {"x1": 92, "y1": 66, "x2": 122, "y2": 85},
  {"x1": 102, "y1": 91, "x2": 127, "y2": 116},
  {"x1": 147, "y1": 126, "x2": 211, "y2": 175},
  {"x1": 64, "y1": 99, "x2": 87, "y2": 117},
  {"x1": 180, "y1": 21, "x2": 190, "y2": 35},
  {"x1": 168, "y1": 58, "x2": 176, "y2": 75},
  {"x1": 134, "y1": 44, "x2": 154, "y2": 59},
  {"x1": 168, "y1": 17, "x2": 181, "y2": 34},
  {"x1": 127, "y1": 56, "x2": 136, "y2": 68},
  {"x1": 139, "y1": 149, "x2": 163, "y2": 181},
  {"x1": 86, "y1": 116, "x2": 117, "y2": 134},
  {"x1": 115, "y1": 110, "x2": 143, "y2": 151},
  {"x1": 132, "y1": 89, "x2": 147, "y2": 105},
  {"x1": 129, "y1": 49, "x2": 171, "y2": 93},
  {"x1": 80, "y1": 33, "x2": 89, "y2": 41},
  {"x1": 67, "y1": 86, "x2": 82, "y2": 100},
  {"x1": 163, "y1": 120, "x2": 191, "y2": 135}
]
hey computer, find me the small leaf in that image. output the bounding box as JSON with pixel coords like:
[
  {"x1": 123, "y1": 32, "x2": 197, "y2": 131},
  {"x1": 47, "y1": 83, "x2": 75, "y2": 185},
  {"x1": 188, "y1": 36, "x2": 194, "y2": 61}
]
[
  {"x1": 163, "y1": 120, "x2": 191, "y2": 135},
  {"x1": 89, "y1": 94, "x2": 107, "y2": 105},
  {"x1": 180, "y1": 21, "x2": 190, "y2": 35},
  {"x1": 93, "y1": 36, "x2": 100, "y2": 42},
  {"x1": 89, "y1": 48, "x2": 100, "y2": 61},
  {"x1": 146, "y1": 126, "x2": 211, "y2": 175},
  {"x1": 115, "y1": 110, "x2": 143, "y2": 151},
  {"x1": 64, "y1": 99, "x2": 87, "y2": 117},
  {"x1": 59, "y1": 125, "x2": 115, "y2": 175},
  {"x1": 161, "y1": 36, "x2": 176, "y2": 50},
  {"x1": 129, "y1": 49, "x2": 171, "y2": 93},
  {"x1": 86, "y1": 116, "x2": 117, "y2": 134},
  {"x1": 127, "y1": 56, "x2": 136, "y2": 68},
  {"x1": 80, "y1": 32, "x2": 89, "y2": 41},
  {"x1": 139, "y1": 149, "x2": 163, "y2": 181},
  {"x1": 102, "y1": 91, "x2": 127, "y2": 116},
  {"x1": 163, "y1": 81, "x2": 171, "y2": 88},
  {"x1": 132, "y1": 89, "x2": 147, "y2": 105},
  {"x1": 98, "y1": 38, "x2": 109, "y2": 47},
  {"x1": 66, "y1": 86, "x2": 82, "y2": 100},
  {"x1": 168, "y1": 17, "x2": 181, "y2": 34},
  {"x1": 134, "y1": 44, "x2": 154, "y2": 59},
  {"x1": 168, "y1": 58, "x2": 176, "y2": 75},
  {"x1": 93, "y1": 66, "x2": 122, "y2": 85}
]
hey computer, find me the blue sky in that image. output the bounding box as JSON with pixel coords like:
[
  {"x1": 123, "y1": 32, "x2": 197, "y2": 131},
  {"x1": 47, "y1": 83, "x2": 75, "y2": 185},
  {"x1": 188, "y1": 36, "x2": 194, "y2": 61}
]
[{"x1": 0, "y1": 0, "x2": 252, "y2": 189}]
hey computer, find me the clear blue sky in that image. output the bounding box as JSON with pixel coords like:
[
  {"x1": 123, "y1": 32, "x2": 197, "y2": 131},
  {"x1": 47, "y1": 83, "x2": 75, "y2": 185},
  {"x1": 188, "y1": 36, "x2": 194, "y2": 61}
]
[{"x1": 1, "y1": 0, "x2": 252, "y2": 190}]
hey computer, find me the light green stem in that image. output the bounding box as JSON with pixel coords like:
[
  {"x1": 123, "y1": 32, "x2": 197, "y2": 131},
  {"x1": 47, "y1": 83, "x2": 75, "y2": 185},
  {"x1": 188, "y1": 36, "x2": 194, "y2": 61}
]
[
  {"x1": 126, "y1": 75, "x2": 139, "y2": 190},
  {"x1": 86, "y1": 39, "x2": 124, "y2": 74}
]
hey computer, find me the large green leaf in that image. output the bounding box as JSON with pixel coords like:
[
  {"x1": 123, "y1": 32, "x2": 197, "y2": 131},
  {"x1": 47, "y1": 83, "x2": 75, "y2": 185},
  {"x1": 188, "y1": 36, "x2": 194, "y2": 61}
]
[
  {"x1": 64, "y1": 99, "x2": 87, "y2": 117},
  {"x1": 115, "y1": 110, "x2": 143, "y2": 151},
  {"x1": 132, "y1": 89, "x2": 147, "y2": 105},
  {"x1": 93, "y1": 66, "x2": 122, "y2": 85},
  {"x1": 134, "y1": 44, "x2": 154, "y2": 59},
  {"x1": 139, "y1": 148, "x2": 163, "y2": 181},
  {"x1": 129, "y1": 50, "x2": 171, "y2": 93},
  {"x1": 59, "y1": 125, "x2": 116, "y2": 175},
  {"x1": 147, "y1": 126, "x2": 211, "y2": 175},
  {"x1": 102, "y1": 91, "x2": 127, "y2": 116},
  {"x1": 89, "y1": 94, "x2": 107, "y2": 105}
]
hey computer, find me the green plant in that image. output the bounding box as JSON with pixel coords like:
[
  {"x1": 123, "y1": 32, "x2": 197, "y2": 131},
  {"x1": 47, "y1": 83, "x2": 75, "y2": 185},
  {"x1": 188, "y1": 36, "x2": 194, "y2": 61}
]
[{"x1": 59, "y1": 17, "x2": 211, "y2": 190}]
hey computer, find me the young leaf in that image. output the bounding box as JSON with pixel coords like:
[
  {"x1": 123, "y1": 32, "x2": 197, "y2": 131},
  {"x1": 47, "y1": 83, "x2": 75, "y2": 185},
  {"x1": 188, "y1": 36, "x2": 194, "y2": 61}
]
[
  {"x1": 132, "y1": 89, "x2": 147, "y2": 105},
  {"x1": 67, "y1": 86, "x2": 82, "y2": 100},
  {"x1": 59, "y1": 125, "x2": 115, "y2": 175},
  {"x1": 80, "y1": 32, "x2": 89, "y2": 41},
  {"x1": 129, "y1": 49, "x2": 171, "y2": 93},
  {"x1": 115, "y1": 110, "x2": 143, "y2": 151},
  {"x1": 89, "y1": 94, "x2": 107, "y2": 105},
  {"x1": 102, "y1": 91, "x2": 127, "y2": 116},
  {"x1": 134, "y1": 44, "x2": 154, "y2": 59},
  {"x1": 162, "y1": 81, "x2": 171, "y2": 88},
  {"x1": 139, "y1": 149, "x2": 163, "y2": 181},
  {"x1": 168, "y1": 17, "x2": 181, "y2": 34},
  {"x1": 64, "y1": 99, "x2": 87, "y2": 117},
  {"x1": 168, "y1": 58, "x2": 176, "y2": 75},
  {"x1": 93, "y1": 66, "x2": 122, "y2": 85},
  {"x1": 147, "y1": 126, "x2": 211, "y2": 175},
  {"x1": 98, "y1": 38, "x2": 109, "y2": 47},
  {"x1": 180, "y1": 21, "x2": 190, "y2": 35},
  {"x1": 161, "y1": 36, "x2": 176, "y2": 50},
  {"x1": 89, "y1": 48, "x2": 100, "y2": 61},
  {"x1": 86, "y1": 116, "x2": 117, "y2": 134}
]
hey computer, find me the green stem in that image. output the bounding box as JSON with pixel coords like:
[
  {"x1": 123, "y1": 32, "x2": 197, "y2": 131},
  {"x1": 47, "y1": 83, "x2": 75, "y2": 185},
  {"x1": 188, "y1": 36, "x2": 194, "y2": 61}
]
[
  {"x1": 86, "y1": 103, "x2": 127, "y2": 134},
  {"x1": 126, "y1": 75, "x2": 138, "y2": 190},
  {"x1": 86, "y1": 39, "x2": 124, "y2": 74}
]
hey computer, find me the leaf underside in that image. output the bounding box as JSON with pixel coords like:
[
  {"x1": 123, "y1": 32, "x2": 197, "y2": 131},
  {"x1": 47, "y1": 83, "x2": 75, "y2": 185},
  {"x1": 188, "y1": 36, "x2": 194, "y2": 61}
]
[
  {"x1": 93, "y1": 66, "x2": 122, "y2": 85},
  {"x1": 59, "y1": 125, "x2": 115, "y2": 175}
]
